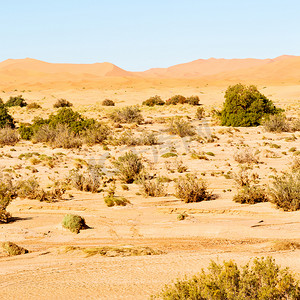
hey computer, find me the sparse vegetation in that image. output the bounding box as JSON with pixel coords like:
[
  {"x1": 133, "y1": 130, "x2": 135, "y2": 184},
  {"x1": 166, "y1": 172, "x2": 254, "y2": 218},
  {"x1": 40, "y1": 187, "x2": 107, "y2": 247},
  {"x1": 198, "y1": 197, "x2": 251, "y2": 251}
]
[
  {"x1": 138, "y1": 176, "x2": 167, "y2": 197},
  {"x1": 102, "y1": 99, "x2": 115, "y2": 106},
  {"x1": 263, "y1": 114, "x2": 290, "y2": 132},
  {"x1": 109, "y1": 106, "x2": 143, "y2": 124},
  {"x1": 0, "y1": 127, "x2": 19, "y2": 146},
  {"x1": 167, "y1": 117, "x2": 195, "y2": 137},
  {"x1": 234, "y1": 148, "x2": 258, "y2": 164},
  {"x1": 143, "y1": 95, "x2": 165, "y2": 106},
  {"x1": 158, "y1": 257, "x2": 300, "y2": 299}
]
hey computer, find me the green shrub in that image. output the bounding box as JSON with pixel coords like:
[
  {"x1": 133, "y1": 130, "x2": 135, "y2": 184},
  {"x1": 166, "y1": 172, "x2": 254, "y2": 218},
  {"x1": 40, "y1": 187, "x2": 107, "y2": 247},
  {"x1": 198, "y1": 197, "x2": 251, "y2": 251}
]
[
  {"x1": 167, "y1": 118, "x2": 195, "y2": 137},
  {"x1": 158, "y1": 257, "x2": 300, "y2": 299},
  {"x1": 186, "y1": 95, "x2": 200, "y2": 105},
  {"x1": 104, "y1": 195, "x2": 130, "y2": 207},
  {"x1": 113, "y1": 151, "x2": 144, "y2": 183},
  {"x1": 175, "y1": 174, "x2": 211, "y2": 203},
  {"x1": 220, "y1": 84, "x2": 280, "y2": 127},
  {"x1": 161, "y1": 152, "x2": 178, "y2": 158},
  {"x1": 5, "y1": 95, "x2": 27, "y2": 107},
  {"x1": 2, "y1": 242, "x2": 28, "y2": 256},
  {"x1": 142, "y1": 95, "x2": 165, "y2": 106},
  {"x1": 269, "y1": 170, "x2": 300, "y2": 211},
  {"x1": 166, "y1": 95, "x2": 186, "y2": 105},
  {"x1": 53, "y1": 98, "x2": 73, "y2": 108},
  {"x1": 0, "y1": 103, "x2": 14, "y2": 128},
  {"x1": 18, "y1": 123, "x2": 34, "y2": 140},
  {"x1": 263, "y1": 114, "x2": 290, "y2": 132},
  {"x1": 233, "y1": 185, "x2": 268, "y2": 204},
  {"x1": 0, "y1": 127, "x2": 19, "y2": 146},
  {"x1": 62, "y1": 214, "x2": 87, "y2": 233},
  {"x1": 109, "y1": 106, "x2": 143, "y2": 124},
  {"x1": 102, "y1": 99, "x2": 115, "y2": 106}
]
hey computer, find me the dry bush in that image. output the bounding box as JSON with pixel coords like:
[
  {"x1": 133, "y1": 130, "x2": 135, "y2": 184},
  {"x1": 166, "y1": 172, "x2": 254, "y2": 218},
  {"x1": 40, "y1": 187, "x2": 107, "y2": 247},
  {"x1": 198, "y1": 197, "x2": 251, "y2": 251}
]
[
  {"x1": 138, "y1": 176, "x2": 167, "y2": 197},
  {"x1": 167, "y1": 117, "x2": 195, "y2": 137},
  {"x1": 109, "y1": 106, "x2": 143, "y2": 124},
  {"x1": 27, "y1": 102, "x2": 41, "y2": 109},
  {"x1": 83, "y1": 123, "x2": 110, "y2": 145},
  {"x1": 233, "y1": 185, "x2": 268, "y2": 204},
  {"x1": 0, "y1": 127, "x2": 19, "y2": 146},
  {"x1": 271, "y1": 240, "x2": 300, "y2": 251},
  {"x1": 62, "y1": 214, "x2": 87, "y2": 234},
  {"x1": 53, "y1": 99, "x2": 73, "y2": 108},
  {"x1": 263, "y1": 115, "x2": 290, "y2": 132},
  {"x1": 291, "y1": 157, "x2": 300, "y2": 171},
  {"x1": 234, "y1": 148, "x2": 258, "y2": 164},
  {"x1": 158, "y1": 257, "x2": 300, "y2": 299},
  {"x1": 102, "y1": 99, "x2": 115, "y2": 106},
  {"x1": 2, "y1": 242, "x2": 28, "y2": 256},
  {"x1": 269, "y1": 170, "x2": 300, "y2": 211},
  {"x1": 113, "y1": 151, "x2": 144, "y2": 183},
  {"x1": 195, "y1": 106, "x2": 205, "y2": 120},
  {"x1": 69, "y1": 165, "x2": 103, "y2": 193},
  {"x1": 0, "y1": 181, "x2": 17, "y2": 223},
  {"x1": 175, "y1": 174, "x2": 211, "y2": 203}
]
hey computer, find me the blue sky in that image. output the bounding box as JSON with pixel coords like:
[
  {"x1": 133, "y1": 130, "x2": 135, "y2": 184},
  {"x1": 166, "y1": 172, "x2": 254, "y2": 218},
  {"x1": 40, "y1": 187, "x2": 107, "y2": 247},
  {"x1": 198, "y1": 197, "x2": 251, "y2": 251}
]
[{"x1": 0, "y1": 0, "x2": 299, "y2": 71}]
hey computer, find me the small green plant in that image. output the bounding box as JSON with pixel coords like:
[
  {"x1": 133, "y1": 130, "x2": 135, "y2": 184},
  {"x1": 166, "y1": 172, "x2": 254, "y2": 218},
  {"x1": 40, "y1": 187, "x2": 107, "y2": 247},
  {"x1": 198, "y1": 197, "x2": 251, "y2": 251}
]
[
  {"x1": 113, "y1": 151, "x2": 144, "y2": 183},
  {"x1": 142, "y1": 95, "x2": 165, "y2": 106},
  {"x1": 53, "y1": 98, "x2": 73, "y2": 108},
  {"x1": 2, "y1": 242, "x2": 28, "y2": 256},
  {"x1": 177, "y1": 212, "x2": 188, "y2": 220},
  {"x1": 158, "y1": 257, "x2": 300, "y2": 299},
  {"x1": 5, "y1": 95, "x2": 27, "y2": 107},
  {"x1": 62, "y1": 214, "x2": 87, "y2": 233},
  {"x1": 161, "y1": 152, "x2": 178, "y2": 158},
  {"x1": 175, "y1": 174, "x2": 212, "y2": 203},
  {"x1": 102, "y1": 99, "x2": 115, "y2": 106}
]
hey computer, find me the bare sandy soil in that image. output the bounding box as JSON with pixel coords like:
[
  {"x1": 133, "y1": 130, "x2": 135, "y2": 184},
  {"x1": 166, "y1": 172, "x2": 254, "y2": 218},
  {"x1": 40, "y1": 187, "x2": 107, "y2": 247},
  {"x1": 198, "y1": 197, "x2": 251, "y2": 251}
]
[{"x1": 0, "y1": 84, "x2": 299, "y2": 299}]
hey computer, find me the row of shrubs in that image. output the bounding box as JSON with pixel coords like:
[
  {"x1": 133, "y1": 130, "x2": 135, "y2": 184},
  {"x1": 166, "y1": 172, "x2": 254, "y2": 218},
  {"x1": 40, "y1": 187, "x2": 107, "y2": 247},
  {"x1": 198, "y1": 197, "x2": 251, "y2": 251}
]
[{"x1": 142, "y1": 95, "x2": 201, "y2": 106}]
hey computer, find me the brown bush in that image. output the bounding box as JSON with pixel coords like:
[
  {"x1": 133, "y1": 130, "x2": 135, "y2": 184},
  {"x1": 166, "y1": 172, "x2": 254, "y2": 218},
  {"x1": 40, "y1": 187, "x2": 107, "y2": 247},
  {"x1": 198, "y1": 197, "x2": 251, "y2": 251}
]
[{"x1": 0, "y1": 127, "x2": 19, "y2": 146}]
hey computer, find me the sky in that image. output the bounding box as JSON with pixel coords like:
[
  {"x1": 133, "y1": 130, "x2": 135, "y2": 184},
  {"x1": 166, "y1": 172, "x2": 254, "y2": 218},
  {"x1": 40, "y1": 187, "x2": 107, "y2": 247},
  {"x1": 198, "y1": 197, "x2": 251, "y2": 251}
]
[{"x1": 0, "y1": 0, "x2": 299, "y2": 71}]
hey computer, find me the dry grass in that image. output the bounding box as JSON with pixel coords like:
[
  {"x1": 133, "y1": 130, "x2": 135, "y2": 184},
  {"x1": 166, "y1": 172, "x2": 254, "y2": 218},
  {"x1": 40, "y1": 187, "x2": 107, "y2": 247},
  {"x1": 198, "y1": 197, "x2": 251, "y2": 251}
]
[
  {"x1": 2, "y1": 242, "x2": 28, "y2": 256},
  {"x1": 0, "y1": 127, "x2": 19, "y2": 146}
]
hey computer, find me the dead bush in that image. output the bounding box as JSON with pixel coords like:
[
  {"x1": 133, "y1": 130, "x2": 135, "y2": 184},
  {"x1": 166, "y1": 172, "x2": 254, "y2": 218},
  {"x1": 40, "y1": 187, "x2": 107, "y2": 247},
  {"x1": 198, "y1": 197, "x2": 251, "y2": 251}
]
[
  {"x1": 233, "y1": 185, "x2": 268, "y2": 204},
  {"x1": 234, "y1": 148, "x2": 258, "y2": 164},
  {"x1": 138, "y1": 176, "x2": 167, "y2": 197},
  {"x1": 0, "y1": 127, "x2": 19, "y2": 146},
  {"x1": 167, "y1": 117, "x2": 195, "y2": 137},
  {"x1": 175, "y1": 174, "x2": 212, "y2": 203},
  {"x1": 109, "y1": 106, "x2": 143, "y2": 124}
]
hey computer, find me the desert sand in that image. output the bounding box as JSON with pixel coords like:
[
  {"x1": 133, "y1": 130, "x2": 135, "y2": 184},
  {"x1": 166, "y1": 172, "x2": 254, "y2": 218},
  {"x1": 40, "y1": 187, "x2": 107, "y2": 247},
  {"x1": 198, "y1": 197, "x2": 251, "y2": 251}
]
[{"x1": 0, "y1": 56, "x2": 299, "y2": 299}]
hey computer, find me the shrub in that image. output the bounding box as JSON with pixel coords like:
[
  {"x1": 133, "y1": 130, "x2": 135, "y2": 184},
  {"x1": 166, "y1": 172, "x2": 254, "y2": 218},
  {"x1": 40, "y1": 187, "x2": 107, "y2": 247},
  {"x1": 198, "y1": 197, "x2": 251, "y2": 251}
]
[
  {"x1": 195, "y1": 106, "x2": 205, "y2": 120},
  {"x1": 233, "y1": 185, "x2": 268, "y2": 204},
  {"x1": 167, "y1": 118, "x2": 195, "y2": 137},
  {"x1": 53, "y1": 98, "x2": 73, "y2": 108},
  {"x1": 0, "y1": 127, "x2": 19, "y2": 146},
  {"x1": 186, "y1": 95, "x2": 200, "y2": 105},
  {"x1": 234, "y1": 148, "x2": 258, "y2": 164},
  {"x1": 104, "y1": 195, "x2": 130, "y2": 207},
  {"x1": 18, "y1": 123, "x2": 34, "y2": 140},
  {"x1": 2, "y1": 242, "x2": 28, "y2": 256},
  {"x1": 113, "y1": 151, "x2": 144, "y2": 183},
  {"x1": 0, "y1": 182, "x2": 17, "y2": 223},
  {"x1": 62, "y1": 214, "x2": 87, "y2": 233},
  {"x1": 27, "y1": 102, "x2": 41, "y2": 109},
  {"x1": 269, "y1": 171, "x2": 300, "y2": 211},
  {"x1": 220, "y1": 84, "x2": 280, "y2": 127},
  {"x1": 69, "y1": 166, "x2": 103, "y2": 193},
  {"x1": 166, "y1": 95, "x2": 186, "y2": 105},
  {"x1": 161, "y1": 152, "x2": 178, "y2": 158},
  {"x1": 102, "y1": 99, "x2": 115, "y2": 106},
  {"x1": 83, "y1": 123, "x2": 110, "y2": 145},
  {"x1": 175, "y1": 174, "x2": 211, "y2": 203},
  {"x1": 5, "y1": 95, "x2": 27, "y2": 107},
  {"x1": 0, "y1": 104, "x2": 14, "y2": 128},
  {"x1": 263, "y1": 114, "x2": 290, "y2": 132},
  {"x1": 109, "y1": 106, "x2": 143, "y2": 124},
  {"x1": 142, "y1": 95, "x2": 165, "y2": 106},
  {"x1": 138, "y1": 177, "x2": 167, "y2": 197},
  {"x1": 158, "y1": 257, "x2": 300, "y2": 299}
]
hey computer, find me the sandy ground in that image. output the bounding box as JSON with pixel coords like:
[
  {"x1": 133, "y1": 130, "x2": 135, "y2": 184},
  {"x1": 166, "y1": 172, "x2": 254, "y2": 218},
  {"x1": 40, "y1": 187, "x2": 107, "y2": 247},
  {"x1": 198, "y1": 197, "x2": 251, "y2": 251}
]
[{"x1": 0, "y1": 84, "x2": 299, "y2": 299}]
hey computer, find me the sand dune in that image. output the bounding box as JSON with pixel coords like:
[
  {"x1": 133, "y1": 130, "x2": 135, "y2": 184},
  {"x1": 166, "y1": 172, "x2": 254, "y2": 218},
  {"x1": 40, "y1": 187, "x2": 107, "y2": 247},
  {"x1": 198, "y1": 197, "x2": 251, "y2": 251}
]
[{"x1": 0, "y1": 55, "x2": 299, "y2": 90}]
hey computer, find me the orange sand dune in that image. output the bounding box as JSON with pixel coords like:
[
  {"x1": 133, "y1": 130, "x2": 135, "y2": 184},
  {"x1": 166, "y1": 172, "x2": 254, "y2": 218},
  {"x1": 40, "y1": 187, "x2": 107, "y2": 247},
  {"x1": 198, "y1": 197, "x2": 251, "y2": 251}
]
[{"x1": 0, "y1": 55, "x2": 299, "y2": 90}]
